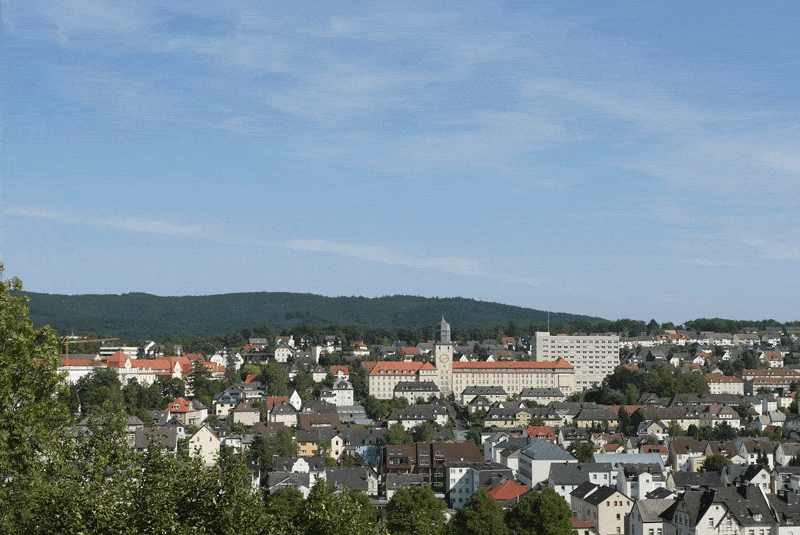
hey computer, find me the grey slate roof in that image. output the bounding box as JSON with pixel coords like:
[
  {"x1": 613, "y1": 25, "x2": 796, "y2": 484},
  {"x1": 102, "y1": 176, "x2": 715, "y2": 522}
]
[
  {"x1": 571, "y1": 482, "x2": 628, "y2": 505},
  {"x1": 325, "y1": 466, "x2": 376, "y2": 493},
  {"x1": 394, "y1": 381, "x2": 440, "y2": 393},
  {"x1": 593, "y1": 453, "x2": 666, "y2": 471},
  {"x1": 521, "y1": 439, "x2": 576, "y2": 461},
  {"x1": 635, "y1": 498, "x2": 676, "y2": 522},
  {"x1": 462, "y1": 385, "x2": 508, "y2": 396},
  {"x1": 669, "y1": 471, "x2": 722, "y2": 489},
  {"x1": 548, "y1": 462, "x2": 613, "y2": 485}
]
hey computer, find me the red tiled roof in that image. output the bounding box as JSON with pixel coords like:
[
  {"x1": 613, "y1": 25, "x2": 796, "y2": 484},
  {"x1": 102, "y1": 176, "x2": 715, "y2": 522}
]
[
  {"x1": 453, "y1": 358, "x2": 573, "y2": 371},
  {"x1": 266, "y1": 396, "x2": 290, "y2": 411},
  {"x1": 244, "y1": 373, "x2": 259, "y2": 384},
  {"x1": 525, "y1": 426, "x2": 555, "y2": 439},
  {"x1": 330, "y1": 365, "x2": 349, "y2": 376},
  {"x1": 487, "y1": 479, "x2": 529, "y2": 501},
  {"x1": 572, "y1": 518, "x2": 595, "y2": 529},
  {"x1": 605, "y1": 405, "x2": 646, "y2": 415},
  {"x1": 370, "y1": 361, "x2": 432, "y2": 375},
  {"x1": 168, "y1": 397, "x2": 192, "y2": 413},
  {"x1": 60, "y1": 359, "x2": 100, "y2": 367},
  {"x1": 705, "y1": 373, "x2": 742, "y2": 384}
]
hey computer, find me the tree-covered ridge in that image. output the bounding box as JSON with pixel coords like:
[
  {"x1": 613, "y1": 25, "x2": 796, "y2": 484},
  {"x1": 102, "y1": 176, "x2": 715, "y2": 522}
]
[{"x1": 21, "y1": 290, "x2": 606, "y2": 339}]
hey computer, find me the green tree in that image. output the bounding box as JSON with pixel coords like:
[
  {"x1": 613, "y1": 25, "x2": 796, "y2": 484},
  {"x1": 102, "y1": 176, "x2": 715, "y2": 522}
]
[
  {"x1": 263, "y1": 360, "x2": 290, "y2": 396},
  {"x1": 298, "y1": 480, "x2": 387, "y2": 535},
  {"x1": 250, "y1": 427, "x2": 297, "y2": 473},
  {"x1": 570, "y1": 441, "x2": 595, "y2": 462},
  {"x1": 265, "y1": 487, "x2": 305, "y2": 533},
  {"x1": 448, "y1": 488, "x2": 508, "y2": 535},
  {"x1": 75, "y1": 366, "x2": 125, "y2": 417},
  {"x1": 701, "y1": 453, "x2": 733, "y2": 473},
  {"x1": 0, "y1": 266, "x2": 72, "y2": 530},
  {"x1": 412, "y1": 422, "x2": 437, "y2": 443},
  {"x1": 385, "y1": 422, "x2": 413, "y2": 445},
  {"x1": 506, "y1": 488, "x2": 573, "y2": 535},
  {"x1": 386, "y1": 485, "x2": 447, "y2": 535}
]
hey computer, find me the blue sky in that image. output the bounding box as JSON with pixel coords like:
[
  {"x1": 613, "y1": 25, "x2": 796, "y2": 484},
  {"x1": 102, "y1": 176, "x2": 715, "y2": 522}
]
[{"x1": 2, "y1": 1, "x2": 799, "y2": 324}]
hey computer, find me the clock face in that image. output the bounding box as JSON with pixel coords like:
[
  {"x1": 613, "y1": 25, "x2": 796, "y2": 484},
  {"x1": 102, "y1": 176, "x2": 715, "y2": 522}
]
[{"x1": 440, "y1": 354, "x2": 449, "y2": 362}]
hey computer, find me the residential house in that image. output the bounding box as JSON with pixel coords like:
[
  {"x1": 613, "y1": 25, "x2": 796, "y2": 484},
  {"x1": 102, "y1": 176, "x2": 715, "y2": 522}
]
[
  {"x1": 775, "y1": 443, "x2": 800, "y2": 467},
  {"x1": 270, "y1": 402, "x2": 298, "y2": 427},
  {"x1": 166, "y1": 397, "x2": 207, "y2": 427},
  {"x1": 445, "y1": 461, "x2": 513, "y2": 509},
  {"x1": 720, "y1": 464, "x2": 771, "y2": 491},
  {"x1": 230, "y1": 401, "x2": 261, "y2": 427},
  {"x1": 188, "y1": 424, "x2": 221, "y2": 466},
  {"x1": 517, "y1": 439, "x2": 577, "y2": 487},
  {"x1": 626, "y1": 498, "x2": 675, "y2": 535},
  {"x1": 519, "y1": 387, "x2": 566, "y2": 405},
  {"x1": 617, "y1": 463, "x2": 667, "y2": 500},
  {"x1": 737, "y1": 440, "x2": 775, "y2": 470},
  {"x1": 705, "y1": 374, "x2": 745, "y2": 396},
  {"x1": 460, "y1": 385, "x2": 508, "y2": 405},
  {"x1": 660, "y1": 486, "x2": 774, "y2": 535},
  {"x1": 394, "y1": 381, "x2": 440, "y2": 403},
  {"x1": 383, "y1": 441, "x2": 483, "y2": 493},
  {"x1": 570, "y1": 482, "x2": 633, "y2": 535},
  {"x1": 771, "y1": 466, "x2": 800, "y2": 494},
  {"x1": 274, "y1": 342, "x2": 294, "y2": 363},
  {"x1": 386, "y1": 403, "x2": 450, "y2": 431},
  {"x1": 326, "y1": 466, "x2": 379, "y2": 496},
  {"x1": 548, "y1": 462, "x2": 615, "y2": 502},
  {"x1": 665, "y1": 471, "x2": 723, "y2": 493},
  {"x1": 669, "y1": 439, "x2": 707, "y2": 472},
  {"x1": 486, "y1": 479, "x2": 531, "y2": 509}
]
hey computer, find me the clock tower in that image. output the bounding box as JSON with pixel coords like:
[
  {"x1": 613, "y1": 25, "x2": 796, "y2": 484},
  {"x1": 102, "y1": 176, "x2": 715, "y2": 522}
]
[{"x1": 434, "y1": 316, "x2": 454, "y2": 397}]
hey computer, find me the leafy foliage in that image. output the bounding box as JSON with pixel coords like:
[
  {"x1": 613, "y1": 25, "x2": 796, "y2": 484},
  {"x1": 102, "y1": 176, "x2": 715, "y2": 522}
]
[
  {"x1": 385, "y1": 422, "x2": 413, "y2": 445},
  {"x1": 598, "y1": 363, "x2": 709, "y2": 400},
  {"x1": 0, "y1": 265, "x2": 71, "y2": 530},
  {"x1": 448, "y1": 488, "x2": 508, "y2": 535},
  {"x1": 386, "y1": 485, "x2": 447, "y2": 535},
  {"x1": 505, "y1": 488, "x2": 574, "y2": 535},
  {"x1": 702, "y1": 453, "x2": 734, "y2": 472}
]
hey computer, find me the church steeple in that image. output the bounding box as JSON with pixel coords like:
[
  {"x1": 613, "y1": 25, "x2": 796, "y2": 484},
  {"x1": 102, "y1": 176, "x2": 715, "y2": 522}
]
[{"x1": 437, "y1": 316, "x2": 451, "y2": 344}]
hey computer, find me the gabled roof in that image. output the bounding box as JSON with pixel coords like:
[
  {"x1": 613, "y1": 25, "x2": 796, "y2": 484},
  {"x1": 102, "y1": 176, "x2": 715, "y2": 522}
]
[
  {"x1": 521, "y1": 440, "x2": 576, "y2": 461},
  {"x1": 487, "y1": 479, "x2": 530, "y2": 501},
  {"x1": 571, "y1": 482, "x2": 628, "y2": 505}
]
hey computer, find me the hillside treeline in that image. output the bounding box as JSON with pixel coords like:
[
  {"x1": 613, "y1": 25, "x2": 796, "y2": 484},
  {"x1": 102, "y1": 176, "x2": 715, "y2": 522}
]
[{"x1": 22, "y1": 291, "x2": 604, "y2": 340}]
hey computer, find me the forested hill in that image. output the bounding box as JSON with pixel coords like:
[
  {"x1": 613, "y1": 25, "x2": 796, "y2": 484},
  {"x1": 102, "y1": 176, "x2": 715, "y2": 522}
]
[{"x1": 21, "y1": 291, "x2": 606, "y2": 340}]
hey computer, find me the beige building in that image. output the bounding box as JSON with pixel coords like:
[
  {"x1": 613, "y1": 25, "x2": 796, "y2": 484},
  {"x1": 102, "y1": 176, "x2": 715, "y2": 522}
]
[
  {"x1": 368, "y1": 361, "x2": 438, "y2": 400},
  {"x1": 189, "y1": 424, "x2": 220, "y2": 466},
  {"x1": 705, "y1": 374, "x2": 744, "y2": 396},
  {"x1": 571, "y1": 482, "x2": 633, "y2": 535},
  {"x1": 452, "y1": 359, "x2": 576, "y2": 396},
  {"x1": 533, "y1": 332, "x2": 619, "y2": 390},
  {"x1": 368, "y1": 318, "x2": 577, "y2": 399}
]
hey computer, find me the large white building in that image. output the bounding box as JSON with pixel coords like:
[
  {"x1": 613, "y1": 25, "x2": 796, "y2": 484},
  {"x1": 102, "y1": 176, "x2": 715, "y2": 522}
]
[{"x1": 533, "y1": 332, "x2": 619, "y2": 390}]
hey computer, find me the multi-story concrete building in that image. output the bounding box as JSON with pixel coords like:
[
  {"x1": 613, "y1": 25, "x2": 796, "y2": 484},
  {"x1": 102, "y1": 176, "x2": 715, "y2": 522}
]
[{"x1": 533, "y1": 332, "x2": 620, "y2": 390}]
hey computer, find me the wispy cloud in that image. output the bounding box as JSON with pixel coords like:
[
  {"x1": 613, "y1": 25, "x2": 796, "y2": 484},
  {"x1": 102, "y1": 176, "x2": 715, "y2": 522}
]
[{"x1": 7, "y1": 206, "x2": 540, "y2": 286}]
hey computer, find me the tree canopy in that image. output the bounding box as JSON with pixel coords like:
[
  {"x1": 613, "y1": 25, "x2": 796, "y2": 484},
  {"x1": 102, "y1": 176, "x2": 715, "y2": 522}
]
[
  {"x1": 386, "y1": 485, "x2": 447, "y2": 535},
  {"x1": 505, "y1": 488, "x2": 574, "y2": 535},
  {"x1": 448, "y1": 488, "x2": 508, "y2": 535}
]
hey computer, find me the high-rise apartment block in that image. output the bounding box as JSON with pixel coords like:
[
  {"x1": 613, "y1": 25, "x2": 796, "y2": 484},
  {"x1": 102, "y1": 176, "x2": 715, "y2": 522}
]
[{"x1": 533, "y1": 332, "x2": 619, "y2": 390}]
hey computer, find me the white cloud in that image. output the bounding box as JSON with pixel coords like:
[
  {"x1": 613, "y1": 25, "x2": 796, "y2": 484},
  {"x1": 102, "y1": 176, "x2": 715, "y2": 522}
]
[{"x1": 7, "y1": 206, "x2": 541, "y2": 287}]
